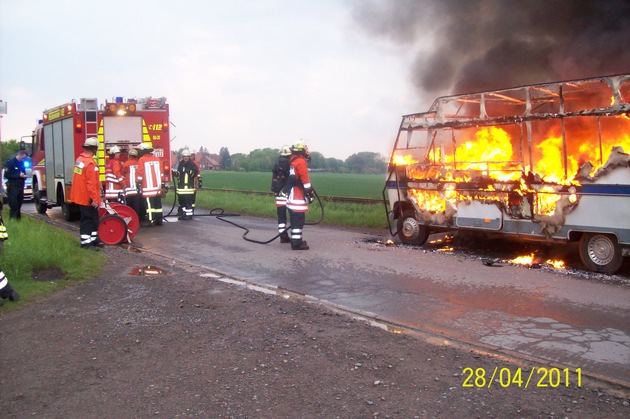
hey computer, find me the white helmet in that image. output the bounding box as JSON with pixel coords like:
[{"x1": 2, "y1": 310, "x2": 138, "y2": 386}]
[
  {"x1": 109, "y1": 145, "x2": 121, "y2": 154},
  {"x1": 280, "y1": 145, "x2": 291, "y2": 156},
  {"x1": 138, "y1": 142, "x2": 153, "y2": 151},
  {"x1": 83, "y1": 137, "x2": 98, "y2": 148},
  {"x1": 291, "y1": 139, "x2": 308, "y2": 152},
  {"x1": 182, "y1": 149, "x2": 191, "y2": 157},
  {"x1": 128, "y1": 148, "x2": 138, "y2": 157}
]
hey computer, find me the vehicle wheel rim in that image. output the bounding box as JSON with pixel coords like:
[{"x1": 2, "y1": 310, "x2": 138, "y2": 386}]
[
  {"x1": 402, "y1": 217, "x2": 420, "y2": 240},
  {"x1": 587, "y1": 235, "x2": 614, "y2": 265}
]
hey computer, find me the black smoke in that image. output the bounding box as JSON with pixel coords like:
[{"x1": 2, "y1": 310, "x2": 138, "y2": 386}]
[{"x1": 351, "y1": 0, "x2": 630, "y2": 96}]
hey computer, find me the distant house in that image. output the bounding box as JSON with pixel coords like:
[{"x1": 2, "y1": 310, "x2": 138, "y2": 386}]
[
  {"x1": 171, "y1": 151, "x2": 221, "y2": 171},
  {"x1": 194, "y1": 153, "x2": 221, "y2": 171}
]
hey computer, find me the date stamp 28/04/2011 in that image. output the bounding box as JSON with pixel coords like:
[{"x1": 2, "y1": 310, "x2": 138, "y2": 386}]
[{"x1": 462, "y1": 367, "x2": 582, "y2": 389}]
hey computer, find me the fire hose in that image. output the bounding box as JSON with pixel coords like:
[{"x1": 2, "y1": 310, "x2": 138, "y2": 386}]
[{"x1": 164, "y1": 173, "x2": 325, "y2": 245}]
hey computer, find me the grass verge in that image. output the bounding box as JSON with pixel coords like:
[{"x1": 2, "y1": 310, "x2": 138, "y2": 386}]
[
  {"x1": 163, "y1": 189, "x2": 389, "y2": 229},
  {"x1": 201, "y1": 171, "x2": 385, "y2": 199},
  {"x1": 0, "y1": 212, "x2": 106, "y2": 310}
]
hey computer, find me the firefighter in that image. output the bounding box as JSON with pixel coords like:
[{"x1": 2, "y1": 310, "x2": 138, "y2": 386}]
[
  {"x1": 271, "y1": 145, "x2": 292, "y2": 243},
  {"x1": 0, "y1": 200, "x2": 19, "y2": 306},
  {"x1": 122, "y1": 148, "x2": 141, "y2": 219},
  {"x1": 175, "y1": 149, "x2": 199, "y2": 221},
  {"x1": 70, "y1": 137, "x2": 103, "y2": 250},
  {"x1": 104, "y1": 145, "x2": 125, "y2": 203},
  {"x1": 284, "y1": 140, "x2": 313, "y2": 250},
  {"x1": 136, "y1": 142, "x2": 164, "y2": 226},
  {"x1": 190, "y1": 153, "x2": 202, "y2": 213},
  {"x1": 3, "y1": 150, "x2": 29, "y2": 220},
  {"x1": 0, "y1": 268, "x2": 19, "y2": 306}
]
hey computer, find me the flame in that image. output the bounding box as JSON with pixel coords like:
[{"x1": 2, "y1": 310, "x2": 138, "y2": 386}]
[
  {"x1": 401, "y1": 117, "x2": 630, "y2": 216},
  {"x1": 392, "y1": 154, "x2": 417, "y2": 166},
  {"x1": 429, "y1": 237, "x2": 452, "y2": 244},
  {"x1": 546, "y1": 259, "x2": 566, "y2": 269},
  {"x1": 509, "y1": 253, "x2": 535, "y2": 265},
  {"x1": 409, "y1": 189, "x2": 447, "y2": 213},
  {"x1": 449, "y1": 127, "x2": 514, "y2": 172}
]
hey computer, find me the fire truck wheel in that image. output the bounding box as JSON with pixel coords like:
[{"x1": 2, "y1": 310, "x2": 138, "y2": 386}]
[
  {"x1": 579, "y1": 233, "x2": 623, "y2": 274},
  {"x1": 397, "y1": 210, "x2": 429, "y2": 246},
  {"x1": 33, "y1": 181, "x2": 47, "y2": 214},
  {"x1": 98, "y1": 214, "x2": 127, "y2": 245},
  {"x1": 61, "y1": 201, "x2": 79, "y2": 222}
]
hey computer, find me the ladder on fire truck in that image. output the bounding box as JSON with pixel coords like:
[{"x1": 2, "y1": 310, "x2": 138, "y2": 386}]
[{"x1": 79, "y1": 98, "x2": 99, "y2": 140}]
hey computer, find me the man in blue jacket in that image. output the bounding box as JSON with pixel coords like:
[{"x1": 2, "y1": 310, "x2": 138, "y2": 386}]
[{"x1": 3, "y1": 150, "x2": 29, "y2": 220}]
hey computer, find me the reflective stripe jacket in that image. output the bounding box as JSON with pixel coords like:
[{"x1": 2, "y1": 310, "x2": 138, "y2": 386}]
[
  {"x1": 70, "y1": 152, "x2": 101, "y2": 206},
  {"x1": 286, "y1": 154, "x2": 311, "y2": 213},
  {"x1": 122, "y1": 158, "x2": 138, "y2": 196},
  {"x1": 136, "y1": 154, "x2": 163, "y2": 198},
  {"x1": 176, "y1": 159, "x2": 199, "y2": 195},
  {"x1": 104, "y1": 158, "x2": 125, "y2": 199}
]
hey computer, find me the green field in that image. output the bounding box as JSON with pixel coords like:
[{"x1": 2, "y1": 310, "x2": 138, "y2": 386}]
[{"x1": 201, "y1": 171, "x2": 385, "y2": 199}]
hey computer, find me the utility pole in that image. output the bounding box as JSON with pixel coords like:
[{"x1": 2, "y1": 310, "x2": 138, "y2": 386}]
[
  {"x1": 0, "y1": 99, "x2": 5, "y2": 221},
  {"x1": 0, "y1": 100, "x2": 6, "y2": 165}
]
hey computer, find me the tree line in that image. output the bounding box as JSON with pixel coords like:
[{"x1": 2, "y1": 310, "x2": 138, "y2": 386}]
[
  {"x1": 217, "y1": 147, "x2": 387, "y2": 174},
  {"x1": 2, "y1": 137, "x2": 387, "y2": 175}
]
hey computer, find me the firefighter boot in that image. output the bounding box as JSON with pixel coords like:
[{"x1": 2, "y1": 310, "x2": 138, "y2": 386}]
[
  {"x1": 280, "y1": 232, "x2": 291, "y2": 243},
  {"x1": 0, "y1": 283, "x2": 20, "y2": 302},
  {"x1": 81, "y1": 244, "x2": 100, "y2": 251},
  {"x1": 291, "y1": 239, "x2": 309, "y2": 250}
]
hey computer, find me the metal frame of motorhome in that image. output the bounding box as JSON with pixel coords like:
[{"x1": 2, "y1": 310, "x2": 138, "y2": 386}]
[{"x1": 384, "y1": 73, "x2": 630, "y2": 274}]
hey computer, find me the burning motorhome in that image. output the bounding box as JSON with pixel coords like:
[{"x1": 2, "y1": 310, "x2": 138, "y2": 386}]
[{"x1": 384, "y1": 73, "x2": 630, "y2": 274}]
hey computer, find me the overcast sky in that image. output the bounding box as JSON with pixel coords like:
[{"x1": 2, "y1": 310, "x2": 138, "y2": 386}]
[
  {"x1": 0, "y1": 0, "x2": 422, "y2": 160},
  {"x1": 4, "y1": 1, "x2": 628, "y2": 160}
]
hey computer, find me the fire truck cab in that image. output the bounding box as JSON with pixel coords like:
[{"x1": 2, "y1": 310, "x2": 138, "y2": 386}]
[
  {"x1": 30, "y1": 96, "x2": 172, "y2": 221},
  {"x1": 385, "y1": 73, "x2": 630, "y2": 274}
]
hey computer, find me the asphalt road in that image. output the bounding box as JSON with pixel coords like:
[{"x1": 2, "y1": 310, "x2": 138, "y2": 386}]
[{"x1": 25, "y1": 203, "x2": 630, "y2": 387}]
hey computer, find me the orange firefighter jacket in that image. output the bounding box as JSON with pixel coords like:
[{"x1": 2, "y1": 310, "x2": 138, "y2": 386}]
[
  {"x1": 136, "y1": 153, "x2": 163, "y2": 198},
  {"x1": 286, "y1": 154, "x2": 311, "y2": 213},
  {"x1": 122, "y1": 157, "x2": 139, "y2": 197},
  {"x1": 70, "y1": 152, "x2": 101, "y2": 206},
  {"x1": 104, "y1": 157, "x2": 125, "y2": 199},
  {"x1": 193, "y1": 160, "x2": 202, "y2": 188}
]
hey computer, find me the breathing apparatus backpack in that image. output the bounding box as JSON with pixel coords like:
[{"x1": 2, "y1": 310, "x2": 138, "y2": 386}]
[{"x1": 270, "y1": 157, "x2": 290, "y2": 193}]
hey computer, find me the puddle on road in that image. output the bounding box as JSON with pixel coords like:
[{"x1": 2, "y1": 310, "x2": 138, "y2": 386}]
[
  {"x1": 121, "y1": 244, "x2": 142, "y2": 253},
  {"x1": 129, "y1": 266, "x2": 168, "y2": 276}
]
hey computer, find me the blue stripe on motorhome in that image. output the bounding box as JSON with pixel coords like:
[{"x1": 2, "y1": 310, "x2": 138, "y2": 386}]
[
  {"x1": 577, "y1": 184, "x2": 630, "y2": 195},
  {"x1": 502, "y1": 219, "x2": 630, "y2": 245}
]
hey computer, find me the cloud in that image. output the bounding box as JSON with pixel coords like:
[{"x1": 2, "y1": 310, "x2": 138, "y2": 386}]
[
  {"x1": 1, "y1": 0, "x2": 417, "y2": 160},
  {"x1": 351, "y1": 0, "x2": 630, "y2": 96}
]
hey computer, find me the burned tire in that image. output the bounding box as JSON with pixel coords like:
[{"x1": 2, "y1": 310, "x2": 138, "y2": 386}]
[
  {"x1": 397, "y1": 210, "x2": 429, "y2": 246},
  {"x1": 579, "y1": 233, "x2": 623, "y2": 274}
]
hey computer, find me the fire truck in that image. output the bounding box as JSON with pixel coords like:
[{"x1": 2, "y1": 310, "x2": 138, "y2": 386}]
[
  {"x1": 384, "y1": 73, "x2": 630, "y2": 274},
  {"x1": 30, "y1": 96, "x2": 172, "y2": 221}
]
